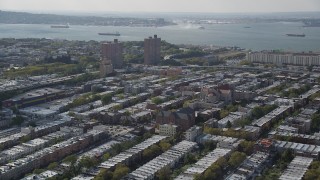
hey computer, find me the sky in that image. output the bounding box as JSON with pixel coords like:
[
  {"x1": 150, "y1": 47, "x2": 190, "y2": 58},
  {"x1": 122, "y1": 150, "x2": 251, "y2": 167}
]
[{"x1": 0, "y1": 0, "x2": 320, "y2": 13}]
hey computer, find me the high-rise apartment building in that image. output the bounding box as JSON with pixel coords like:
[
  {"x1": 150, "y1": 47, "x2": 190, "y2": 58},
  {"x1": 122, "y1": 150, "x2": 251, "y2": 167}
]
[
  {"x1": 248, "y1": 51, "x2": 320, "y2": 66},
  {"x1": 144, "y1": 35, "x2": 161, "y2": 65},
  {"x1": 101, "y1": 39, "x2": 123, "y2": 69},
  {"x1": 99, "y1": 58, "x2": 113, "y2": 78}
]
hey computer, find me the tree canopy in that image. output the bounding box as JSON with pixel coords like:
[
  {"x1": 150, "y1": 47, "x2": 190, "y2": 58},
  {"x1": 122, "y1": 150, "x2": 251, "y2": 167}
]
[
  {"x1": 102, "y1": 94, "x2": 113, "y2": 105},
  {"x1": 151, "y1": 97, "x2": 164, "y2": 105},
  {"x1": 227, "y1": 151, "x2": 246, "y2": 168},
  {"x1": 112, "y1": 164, "x2": 130, "y2": 180},
  {"x1": 11, "y1": 115, "x2": 25, "y2": 126}
]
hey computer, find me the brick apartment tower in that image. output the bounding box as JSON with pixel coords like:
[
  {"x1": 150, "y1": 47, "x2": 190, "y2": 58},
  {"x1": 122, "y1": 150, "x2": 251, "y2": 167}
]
[
  {"x1": 101, "y1": 39, "x2": 123, "y2": 69},
  {"x1": 144, "y1": 35, "x2": 161, "y2": 65},
  {"x1": 99, "y1": 57, "x2": 113, "y2": 78}
]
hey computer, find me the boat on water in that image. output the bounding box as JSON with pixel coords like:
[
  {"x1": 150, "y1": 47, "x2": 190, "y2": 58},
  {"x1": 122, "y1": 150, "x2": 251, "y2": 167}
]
[
  {"x1": 51, "y1": 24, "x2": 70, "y2": 28},
  {"x1": 98, "y1": 32, "x2": 120, "y2": 36},
  {"x1": 198, "y1": 26, "x2": 205, "y2": 30},
  {"x1": 286, "y1": 33, "x2": 306, "y2": 37}
]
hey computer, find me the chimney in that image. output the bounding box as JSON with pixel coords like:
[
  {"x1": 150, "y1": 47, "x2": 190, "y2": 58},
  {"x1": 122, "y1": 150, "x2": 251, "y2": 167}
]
[
  {"x1": 154, "y1": 35, "x2": 157, "y2": 38},
  {"x1": 114, "y1": 39, "x2": 118, "y2": 43}
]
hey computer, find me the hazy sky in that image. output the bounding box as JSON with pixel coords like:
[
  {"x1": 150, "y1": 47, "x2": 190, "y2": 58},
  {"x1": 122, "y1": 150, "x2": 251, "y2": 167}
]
[{"x1": 1, "y1": 0, "x2": 320, "y2": 13}]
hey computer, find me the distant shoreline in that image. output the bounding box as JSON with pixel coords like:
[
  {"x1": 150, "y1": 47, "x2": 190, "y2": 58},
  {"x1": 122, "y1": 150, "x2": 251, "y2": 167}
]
[
  {"x1": 1, "y1": 10, "x2": 320, "y2": 27},
  {"x1": 0, "y1": 22, "x2": 319, "y2": 52},
  {"x1": 0, "y1": 10, "x2": 175, "y2": 27}
]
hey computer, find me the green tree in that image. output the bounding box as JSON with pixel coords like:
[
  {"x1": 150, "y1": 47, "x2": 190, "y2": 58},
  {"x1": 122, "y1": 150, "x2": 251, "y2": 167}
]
[
  {"x1": 28, "y1": 121, "x2": 37, "y2": 127},
  {"x1": 228, "y1": 151, "x2": 246, "y2": 168},
  {"x1": 11, "y1": 116, "x2": 24, "y2": 126},
  {"x1": 310, "y1": 161, "x2": 320, "y2": 169},
  {"x1": 220, "y1": 109, "x2": 229, "y2": 118},
  {"x1": 112, "y1": 104, "x2": 122, "y2": 111},
  {"x1": 304, "y1": 169, "x2": 319, "y2": 180},
  {"x1": 226, "y1": 120, "x2": 232, "y2": 128},
  {"x1": 102, "y1": 94, "x2": 113, "y2": 105},
  {"x1": 20, "y1": 135, "x2": 31, "y2": 143},
  {"x1": 252, "y1": 107, "x2": 264, "y2": 119},
  {"x1": 94, "y1": 169, "x2": 113, "y2": 180},
  {"x1": 151, "y1": 97, "x2": 164, "y2": 105},
  {"x1": 112, "y1": 164, "x2": 129, "y2": 180},
  {"x1": 79, "y1": 56, "x2": 98, "y2": 67},
  {"x1": 206, "y1": 164, "x2": 221, "y2": 180},
  {"x1": 93, "y1": 176, "x2": 104, "y2": 180},
  {"x1": 102, "y1": 152, "x2": 111, "y2": 161},
  {"x1": 143, "y1": 144, "x2": 161, "y2": 159},
  {"x1": 226, "y1": 104, "x2": 238, "y2": 112},
  {"x1": 123, "y1": 110, "x2": 131, "y2": 116},
  {"x1": 124, "y1": 54, "x2": 144, "y2": 64},
  {"x1": 156, "y1": 166, "x2": 171, "y2": 180},
  {"x1": 311, "y1": 113, "x2": 320, "y2": 132},
  {"x1": 159, "y1": 141, "x2": 171, "y2": 152},
  {"x1": 48, "y1": 162, "x2": 58, "y2": 170},
  {"x1": 184, "y1": 153, "x2": 197, "y2": 164},
  {"x1": 194, "y1": 173, "x2": 202, "y2": 180},
  {"x1": 117, "y1": 94, "x2": 125, "y2": 99},
  {"x1": 239, "y1": 140, "x2": 255, "y2": 155},
  {"x1": 216, "y1": 157, "x2": 227, "y2": 168},
  {"x1": 239, "y1": 60, "x2": 252, "y2": 66},
  {"x1": 204, "y1": 168, "x2": 216, "y2": 180},
  {"x1": 203, "y1": 141, "x2": 216, "y2": 152},
  {"x1": 143, "y1": 132, "x2": 152, "y2": 140},
  {"x1": 304, "y1": 161, "x2": 320, "y2": 180},
  {"x1": 110, "y1": 143, "x2": 123, "y2": 155},
  {"x1": 33, "y1": 169, "x2": 45, "y2": 174},
  {"x1": 79, "y1": 156, "x2": 98, "y2": 169},
  {"x1": 281, "y1": 149, "x2": 294, "y2": 163},
  {"x1": 63, "y1": 155, "x2": 77, "y2": 164}
]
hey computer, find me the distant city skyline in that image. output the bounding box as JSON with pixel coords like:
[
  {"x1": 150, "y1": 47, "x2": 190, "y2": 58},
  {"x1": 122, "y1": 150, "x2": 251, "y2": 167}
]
[{"x1": 1, "y1": 0, "x2": 320, "y2": 13}]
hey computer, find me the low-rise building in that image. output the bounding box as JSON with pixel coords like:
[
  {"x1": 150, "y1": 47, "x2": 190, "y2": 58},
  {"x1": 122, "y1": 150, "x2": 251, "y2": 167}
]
[
  {"x1": 279, "y1": 156, "x2": 313, "y2": 180},
  {"x1": 203, "y1": 118, "x2": 218, "y2": 128},
  {"x1": 251, "y1": 106, "x2": 292, "y2": 132},
  {"x1": 126, "y1": 141, "x2": 197, "y2": 180},
  {"x1": 241, "y1": 125, "x2": 261, "y2": 140},
  {"x1": 21, "y1": 170, "x2": 58, "y2": 180},
  {"x1": 184, "y1": 126, "x2": 202, "y2": 142},
  {"x1": 218, "y1": 111, "x2": 250, "y2": 128},
  {"x1": 0, "y1": 138, "x2": 49, "y2": 165},
  {"x1": 156, "y1": 107, "x2": 195, "y2": 131},
  {"x1": 175, "y1": 148, "x2": 232, "y2": 180},
  {"x1": 78, "y1": 140, "x2": 119, "y2": 161},
  {"x1": 197, "y1": 134, "x2": 242, "y2": 150},
  {"x1": 19, "y1": 106, "x2": 58, "y2": 121},
  {"x1": 248, "y1": 51, "x2": 320, "y2": 66},
  {"x1": 197, "y1": 108, "x2": 221, "y2": 121},
  {"x1": 71, "y1": 175, "x2": 95, "y2": 180},
  {"x1": 99, "y1": 135, "x2": 167, "y2": 170},
  {"x1": 0, "y1": 108, "x2": 13, "y2": 128},
  {"x1": 277, "y1": 125, "x2": 299, "y2": 133},
  {"x1": 284, "y1": 116, "x2": 311, "y2": 134},
  {"x1": 124, "y1": 83, "x2": 147, "y2": 95},
  {"x1": 2, "y1": 88, "x2": 66, "y2": 108},
  {"x1": 271, "y1": 131, "x2": 320, "y2": 145},
  {"x1": 0, "y1": 117, "x2": 72, "y2": 150},
  {"x1": 0, "y1": 130, "x2": 103, "y2": 179},
  {"x1": 275, "y1": 140, "x2": 320, "y2": 159},
  {"x1": 254, "y1": 139, "x2": 275, "y2": 153},
  {"x1": 159, "y1": 124, "x2": 178, "y2": 137},
  {"x1": 226, "y1": 151, "x2": 269, "y2": 180}
]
